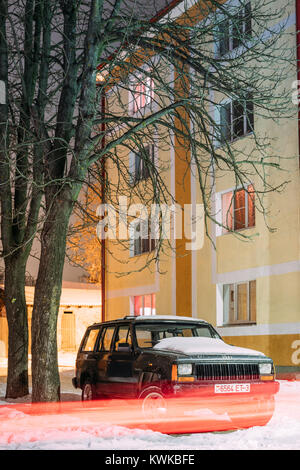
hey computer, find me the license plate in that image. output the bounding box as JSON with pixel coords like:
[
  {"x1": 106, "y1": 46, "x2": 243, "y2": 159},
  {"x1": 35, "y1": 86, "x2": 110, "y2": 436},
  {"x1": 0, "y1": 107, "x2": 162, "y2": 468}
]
[{"x1": 214, "y1": 383, "x2": 250, "y2": 394}]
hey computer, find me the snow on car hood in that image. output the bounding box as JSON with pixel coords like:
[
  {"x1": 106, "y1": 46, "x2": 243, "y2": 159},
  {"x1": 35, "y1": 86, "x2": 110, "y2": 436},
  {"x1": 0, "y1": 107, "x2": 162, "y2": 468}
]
[{"x1": 153, "y1": 337, "x2": 265, "y2": 356}]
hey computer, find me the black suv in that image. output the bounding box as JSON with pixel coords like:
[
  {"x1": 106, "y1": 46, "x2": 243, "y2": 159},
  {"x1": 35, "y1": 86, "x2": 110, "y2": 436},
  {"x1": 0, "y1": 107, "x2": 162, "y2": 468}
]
[{"x1": 73, "y1": 315, "x2": 279, "y2": 424}]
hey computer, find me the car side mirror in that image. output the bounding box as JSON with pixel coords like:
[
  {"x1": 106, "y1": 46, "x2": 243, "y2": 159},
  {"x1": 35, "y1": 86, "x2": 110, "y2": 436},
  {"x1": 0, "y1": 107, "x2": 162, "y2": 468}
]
[{"x1": 117, "y1": 342, "x2": 131, "y2": 352}]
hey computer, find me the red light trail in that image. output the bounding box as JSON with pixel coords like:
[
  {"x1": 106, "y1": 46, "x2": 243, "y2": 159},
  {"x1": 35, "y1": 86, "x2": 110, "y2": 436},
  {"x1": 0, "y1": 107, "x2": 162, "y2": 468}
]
[{"x1": 0, "y1": 387, "x2": 281, "y2": 445}]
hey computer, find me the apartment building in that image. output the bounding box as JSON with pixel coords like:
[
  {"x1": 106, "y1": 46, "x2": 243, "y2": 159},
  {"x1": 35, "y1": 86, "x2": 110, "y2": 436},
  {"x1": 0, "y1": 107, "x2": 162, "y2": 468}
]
[{"x1": 99, "y1": 0, "x2": 300, "y2": 373}]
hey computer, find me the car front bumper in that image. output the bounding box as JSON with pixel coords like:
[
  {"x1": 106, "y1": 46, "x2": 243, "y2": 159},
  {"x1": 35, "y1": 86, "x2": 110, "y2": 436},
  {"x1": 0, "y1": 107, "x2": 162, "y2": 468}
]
[{"x1": 171, "y1": 379, "x2": 280, "y2": 398}]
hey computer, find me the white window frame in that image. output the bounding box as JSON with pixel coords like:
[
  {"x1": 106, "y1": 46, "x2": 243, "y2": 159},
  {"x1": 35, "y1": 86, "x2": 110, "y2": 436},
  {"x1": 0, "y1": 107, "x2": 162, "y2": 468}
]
[
  {"x1": 129, "y1": 143, "x2": 156, "y2": 186},
  {"x1": 129, "y1": 218, "x2": 156, "y2": 258},
  {"x1": 215, "y1": 96, "x2": 254, "y2": 145},
  {"x1": 215, "y1": 183, "x2": 255, "y2": 236},
  {"x1": 222, "y1": 280, "x2": 256, "y2": 326},
  {"x1": 215, "y1": 1, "x2": 252, "y2": 58},
  {"x1": 132, "y1": 293, "x2": 156, "y2": 316}
]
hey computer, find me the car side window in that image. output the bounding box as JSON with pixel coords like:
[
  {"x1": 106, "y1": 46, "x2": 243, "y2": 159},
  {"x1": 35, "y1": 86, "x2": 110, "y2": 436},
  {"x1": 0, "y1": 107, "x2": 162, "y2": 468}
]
[
  {"x1": 113, "y1": 325, "x2": 132, "y2": 351},
  {"x1": 98, "y1": 326, "x2": 115, "y2": 351},
  {"x1": 81, "y1": 328, "x2": 100, "y2": 352},
  {"x1": 135, "y1": 327, "x2": 153, "y2": 348}
]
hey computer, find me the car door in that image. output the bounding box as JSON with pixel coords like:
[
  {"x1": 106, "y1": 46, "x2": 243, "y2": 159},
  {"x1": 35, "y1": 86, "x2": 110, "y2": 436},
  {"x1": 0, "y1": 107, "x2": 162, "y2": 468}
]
[
  {"x1": 94, "y1": 325, "x2": 116, "y2": 397},
  {"x1": 77, "y1": 326, "x2": 101, "y2": 383},
  {"x1": 105, "y1": 324, "x2": 138, "y2": 398}
]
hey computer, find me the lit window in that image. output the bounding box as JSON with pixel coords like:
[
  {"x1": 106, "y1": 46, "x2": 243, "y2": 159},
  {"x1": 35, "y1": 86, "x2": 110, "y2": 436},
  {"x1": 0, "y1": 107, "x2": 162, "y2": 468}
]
[
  {"x1": 217, "y1": 2, "x2": 252, "y2": 56},
  {"x1": 133, "y1": 294, "x2": 156, "y2": 316},
  {"x1": 223, "y1": 280, "x2": 256, "y2": 325},
  {"x1": 132, "y1": 75, "x2": 154, "y2": 113},
  {"x1": 221, "y1": 184, "x2": 255, "y2": 233}
]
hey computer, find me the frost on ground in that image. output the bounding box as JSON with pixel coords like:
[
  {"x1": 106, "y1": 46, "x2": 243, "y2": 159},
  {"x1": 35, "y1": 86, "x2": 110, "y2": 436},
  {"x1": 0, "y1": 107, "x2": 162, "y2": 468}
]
[{"x1": 0, "y1": 353, "x2": 300, "y2": 450}]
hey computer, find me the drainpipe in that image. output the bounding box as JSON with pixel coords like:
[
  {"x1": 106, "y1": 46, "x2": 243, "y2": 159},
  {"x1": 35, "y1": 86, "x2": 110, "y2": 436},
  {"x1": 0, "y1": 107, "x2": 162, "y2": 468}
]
[
  {"x1": 101, "y1": 92, "x2": 106, "y2": 323},
  {"x1": 297, "y1": 0, "x2": 300, "y2": 165}
]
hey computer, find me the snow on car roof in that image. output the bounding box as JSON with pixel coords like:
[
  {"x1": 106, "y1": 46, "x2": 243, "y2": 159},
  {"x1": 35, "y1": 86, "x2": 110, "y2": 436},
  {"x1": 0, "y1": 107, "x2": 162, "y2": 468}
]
[{"x1": 125, "y1": 315, "x2": 208, "y2": 322}]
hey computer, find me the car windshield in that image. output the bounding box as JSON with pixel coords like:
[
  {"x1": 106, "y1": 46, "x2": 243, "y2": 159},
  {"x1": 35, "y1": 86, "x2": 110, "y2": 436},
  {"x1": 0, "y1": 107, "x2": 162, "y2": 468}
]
[{"x1": 134, "y1": 322, "x2": 220, "y2": 348}]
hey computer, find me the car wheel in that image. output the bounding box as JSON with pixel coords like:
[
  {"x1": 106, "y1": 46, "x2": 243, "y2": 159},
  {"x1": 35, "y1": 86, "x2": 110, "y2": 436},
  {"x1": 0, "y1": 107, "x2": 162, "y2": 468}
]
[
  {"x1": 139, "y1": 386, "x2": 167, "y2": 418},
  {"x1": 81, "y1": 380, "x2": 96, "y2": 402}
]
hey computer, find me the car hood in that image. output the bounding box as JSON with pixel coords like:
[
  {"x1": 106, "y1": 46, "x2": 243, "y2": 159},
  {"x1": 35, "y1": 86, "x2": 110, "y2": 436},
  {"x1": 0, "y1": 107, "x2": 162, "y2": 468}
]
[{"x1": 153, "y1": 337, "x2": 266, "y2": 357}]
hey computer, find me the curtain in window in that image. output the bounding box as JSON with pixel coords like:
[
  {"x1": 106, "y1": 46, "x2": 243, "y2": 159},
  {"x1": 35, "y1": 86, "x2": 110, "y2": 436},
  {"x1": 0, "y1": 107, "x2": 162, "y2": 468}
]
[
  {"x1": 234, "y1": 189, "x2": 246, "y2": 230},
  {"x1": 134, "y1": 294, "x2": 156, "y2": 316},
  {"x1": 134, "y1": 296, "x2": 143, "y2": 316}
]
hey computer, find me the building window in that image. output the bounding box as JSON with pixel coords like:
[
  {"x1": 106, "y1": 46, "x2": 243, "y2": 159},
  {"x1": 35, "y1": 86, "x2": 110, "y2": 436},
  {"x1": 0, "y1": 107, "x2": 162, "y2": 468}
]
[
  {"x1": 223, "y1": 280, "x2": 256, "y2": 325},
  {"x1": 132, "y1": 75, "x2": 154, "y2": 113},
  {"x1": 221, "y1": 184, "x2": 255, "y2": 233},
  {"x1": 219, "y1": 96, "x2": 254, "y2": 143},
  {"x1": 134, "y1": 294, "x2": 156, "y2": 316},
  {"x1": 217, "y1": 2, "x2": 252, "y2": 56},
  {"x1": 130, "y1": 219, "x2": 156, "y2": 257},
  {"x1": 132, "y1": 144, "x2": 155, "y2": 184}
]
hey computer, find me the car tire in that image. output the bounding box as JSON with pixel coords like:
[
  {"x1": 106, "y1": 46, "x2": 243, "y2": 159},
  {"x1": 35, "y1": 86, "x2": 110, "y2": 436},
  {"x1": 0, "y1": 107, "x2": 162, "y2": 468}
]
[
  {"x1": 81, "y1": 380, "x2": 96, "y2": 402},
  {"x1": 139, "y1": 386, "x2": 167, "y2": 418}
]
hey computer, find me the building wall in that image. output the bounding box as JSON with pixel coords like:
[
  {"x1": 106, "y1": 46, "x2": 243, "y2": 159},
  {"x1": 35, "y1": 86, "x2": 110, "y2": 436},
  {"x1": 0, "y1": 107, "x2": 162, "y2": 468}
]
[
  {"x1": 0, "y1": 286, "x2": 101, "y2": 358},
  {"x1": 104, "y1": 0, "x2": 300, "y2": 371}
]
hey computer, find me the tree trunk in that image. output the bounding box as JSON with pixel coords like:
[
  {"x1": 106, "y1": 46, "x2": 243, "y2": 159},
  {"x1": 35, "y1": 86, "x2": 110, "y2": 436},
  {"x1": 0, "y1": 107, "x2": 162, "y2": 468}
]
[
  {"x1": 31, "y1": 196, "x2": 73, "y2": 402},
  {"x1": 4, "y1": 256, "x2": 29, "y2": 398}
]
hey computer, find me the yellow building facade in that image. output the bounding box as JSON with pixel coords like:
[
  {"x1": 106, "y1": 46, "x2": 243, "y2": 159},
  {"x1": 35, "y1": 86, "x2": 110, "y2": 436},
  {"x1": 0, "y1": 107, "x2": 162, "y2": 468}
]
[{"x1": 103, "y1": 0, "x2": 300, "y2": 374}]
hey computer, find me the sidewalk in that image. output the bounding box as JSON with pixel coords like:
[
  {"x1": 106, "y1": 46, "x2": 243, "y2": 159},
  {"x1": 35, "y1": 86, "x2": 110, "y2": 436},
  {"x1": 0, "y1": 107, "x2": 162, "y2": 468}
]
[
  {"x1": 276, "y1": 372, "x2": 300, "y2": 381},
  {"x1": 0, "y1": 352, "x2": 82, "y2": 403}
]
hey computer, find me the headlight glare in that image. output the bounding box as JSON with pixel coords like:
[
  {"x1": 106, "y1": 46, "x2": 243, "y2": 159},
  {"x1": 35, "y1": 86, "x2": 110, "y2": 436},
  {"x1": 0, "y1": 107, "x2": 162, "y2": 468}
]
[
  {"x1": 259, "y1": 363, "x2": 272, "y2": 375},
  {"x1": 177, "y1": 363, "x2": 193, "y2": 376}
]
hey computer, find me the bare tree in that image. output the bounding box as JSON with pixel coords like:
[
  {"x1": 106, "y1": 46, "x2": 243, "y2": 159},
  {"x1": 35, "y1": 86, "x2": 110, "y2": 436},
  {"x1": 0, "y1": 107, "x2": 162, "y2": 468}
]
[{"x1": 0, "y1": 0, "x2": 295, "y2": 401}]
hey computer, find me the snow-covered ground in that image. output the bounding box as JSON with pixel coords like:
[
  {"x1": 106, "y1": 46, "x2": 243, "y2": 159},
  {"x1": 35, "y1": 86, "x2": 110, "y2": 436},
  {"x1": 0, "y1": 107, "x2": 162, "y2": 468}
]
[{"x1": 0, "y1": 353, "x2": 300, "y2": 450}]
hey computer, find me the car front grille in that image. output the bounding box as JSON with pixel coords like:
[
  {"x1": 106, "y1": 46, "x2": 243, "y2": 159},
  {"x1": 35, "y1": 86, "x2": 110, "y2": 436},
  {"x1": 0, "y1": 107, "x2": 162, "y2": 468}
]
[{"x1": 195, "y1": 363, "x2": 260, "y2": 381}]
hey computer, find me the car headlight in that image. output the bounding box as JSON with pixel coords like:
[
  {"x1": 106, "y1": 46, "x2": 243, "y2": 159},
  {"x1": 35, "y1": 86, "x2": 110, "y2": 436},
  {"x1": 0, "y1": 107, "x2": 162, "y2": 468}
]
[
  {"x1": 177, "y1": 363, "x2": 193, "y2": 376},
  {"x1": 259, "y1": 363, "x2": 273, "y2": 375}
]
